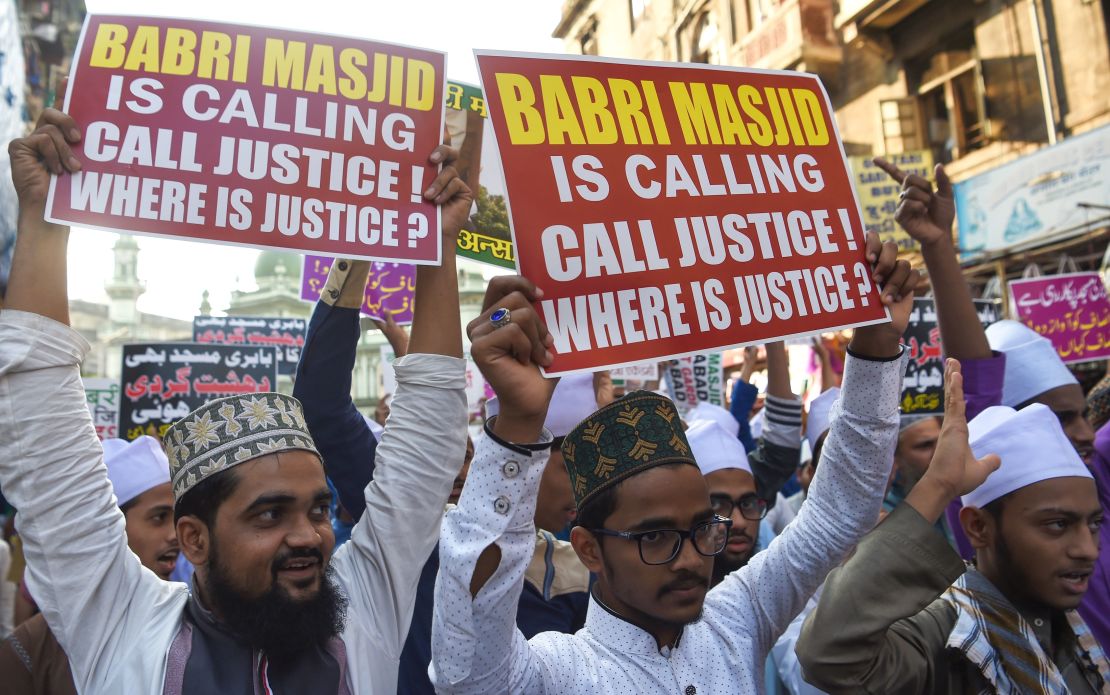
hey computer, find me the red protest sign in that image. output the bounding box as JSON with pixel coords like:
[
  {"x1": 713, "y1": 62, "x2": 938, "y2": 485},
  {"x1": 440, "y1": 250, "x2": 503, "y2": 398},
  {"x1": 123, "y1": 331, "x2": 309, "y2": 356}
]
[
  {"x1": 47, "y1": 15, "x2": 445, "y2": 264},
  {"x1": 476, "y1": 52, "x2": 887, "y2": 375}
]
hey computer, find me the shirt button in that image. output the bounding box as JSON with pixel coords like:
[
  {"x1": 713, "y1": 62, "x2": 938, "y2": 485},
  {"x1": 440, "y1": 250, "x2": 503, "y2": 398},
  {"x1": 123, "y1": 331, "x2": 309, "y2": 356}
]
[
  {"x1": 502, "y1": 461, "x2": 520, "y2": 478},
  {"x1": 1034, "y1": 618, "x2": 1044, "y2": 627},
  {"x1": 685, "y1": 686, "x2": 696, "y2": 695},
  {"x1": 494, "y1": 496, "x2": 511, "y2": 515}
]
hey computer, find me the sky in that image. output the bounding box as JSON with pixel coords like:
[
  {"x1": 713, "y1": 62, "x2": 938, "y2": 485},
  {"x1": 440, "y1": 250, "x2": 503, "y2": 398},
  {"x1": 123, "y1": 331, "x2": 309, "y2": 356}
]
[{"x1": 68, "y1": 0, "x2": 565, "y2": 319}]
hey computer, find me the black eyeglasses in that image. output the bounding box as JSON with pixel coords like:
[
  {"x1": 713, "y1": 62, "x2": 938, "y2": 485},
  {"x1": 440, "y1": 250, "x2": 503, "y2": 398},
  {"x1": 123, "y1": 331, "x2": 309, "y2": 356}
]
[
  {"x1": 709, "y1": 493, "x2": 768, "y2": 521},
  {"x1": 591, "y1": 516, "x2": 733, "y2": 565}
]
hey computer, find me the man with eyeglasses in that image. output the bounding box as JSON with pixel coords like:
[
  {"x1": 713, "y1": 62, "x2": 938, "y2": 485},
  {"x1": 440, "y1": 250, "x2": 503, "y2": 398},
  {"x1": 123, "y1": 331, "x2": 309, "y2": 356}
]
[
  {"x1": 686, "y1": 420, "x2": 774, "y2": 586},
  {"x1": 431, "y1": 232, "x2": 921, "y2": 694}
]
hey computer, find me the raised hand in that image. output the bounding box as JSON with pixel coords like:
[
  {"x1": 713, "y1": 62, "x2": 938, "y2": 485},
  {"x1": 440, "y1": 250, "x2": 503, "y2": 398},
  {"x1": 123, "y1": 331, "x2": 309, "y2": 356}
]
[
  {"x1": 423, "y1": 145, "x2": 473, "y2": 246},
  {"x1": 849, "y1": 232, "x2": 922, "y2": 357},
  {"x1": 373, "y1": 312, "x2": 410, "y2": 358},
  {"x1": 467, "y1": 276, "x2": 557, "y2": 439},
  {"x1": 872, "y1": 158, "x2": 955, "y2": 249},
  {"x1": 9, "y1": 108, "x2": 82, "y2": 217},
  {"x1": 905, "y1": 359, "x2": 1001, "y2": 523},
  {"x1": 925, "y1": 359, "x2": 1001, "y2": 497}
]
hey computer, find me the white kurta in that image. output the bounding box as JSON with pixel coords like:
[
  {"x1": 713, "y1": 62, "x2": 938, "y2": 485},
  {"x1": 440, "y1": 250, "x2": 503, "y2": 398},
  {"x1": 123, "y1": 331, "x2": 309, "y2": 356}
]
[
  {"x1": 0, "y1": 310, "x2": 467, "y2": 694},
  {"x1": 432, "y1": 351, "x2": 906, "y2": 694}
]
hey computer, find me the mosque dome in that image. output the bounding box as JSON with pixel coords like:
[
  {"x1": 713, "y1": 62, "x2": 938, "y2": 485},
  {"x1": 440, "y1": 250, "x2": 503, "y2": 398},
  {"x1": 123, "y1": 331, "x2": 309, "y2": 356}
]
[{"x1": 254, "y1": 250, "x2": 301, "y2": 281}]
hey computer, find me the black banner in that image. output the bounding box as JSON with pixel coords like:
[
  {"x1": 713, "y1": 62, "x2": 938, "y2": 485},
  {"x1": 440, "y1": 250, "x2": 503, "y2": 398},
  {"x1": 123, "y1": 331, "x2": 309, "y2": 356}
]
[
  {"x1": 902, "y1": 299, "x2": 1001, "y2": 415},
  {"x1": 120, "y1": 343, "x2": 279, "y2": 441},
  {"x1": 192, "y1": 316, "x2": 306, "y2": 376}
]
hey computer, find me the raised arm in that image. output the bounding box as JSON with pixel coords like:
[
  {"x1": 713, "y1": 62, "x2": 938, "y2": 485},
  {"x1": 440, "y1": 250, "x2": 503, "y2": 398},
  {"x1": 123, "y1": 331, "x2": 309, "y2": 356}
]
[
  {"x1": 432, "y1": 276, "x2": 560, "y2": 694},
  {"x1": 293, "y1": 260, "x2": 378, "y2": 519},
  {"x1": 329, "y1": 146, "x2": 471, "y2": 680},
  {"x1": 1, "y1": 109, "x2": 185, "y2": 692},
  {"x1": 796, "y1": 361, "x2": 999, "y2": 693},
  {"x1": 731, "y1": 346, "x2": 759, "y2": 453},
  {"x1": 705, "y1": 234, "x2": 920, "y2": 652},
  {"x1": 749, "y1": 342, "x2": 803, "y2": 508}
]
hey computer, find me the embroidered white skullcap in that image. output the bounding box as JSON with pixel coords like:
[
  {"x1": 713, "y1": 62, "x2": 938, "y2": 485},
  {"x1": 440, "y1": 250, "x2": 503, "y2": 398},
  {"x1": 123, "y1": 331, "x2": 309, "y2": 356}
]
[
  {"x1": 962, "y1": 404, "x2": 1091, "y2": 509},
  {"x1": 486, "y1": 374, "x2": 598, "y2": 438},
  {"x1": 749, "y1": 409, "x2": 764, "y2": 439},
  {"x1": 686, "y1": 401, "x2": 740, "y2": 438},
  {"x1": 806, "y1": 388, "x2": 840, "y2": 450},
  {"x1": 986, "y1": 320, "x2": 1077, "y2": 407},
  {"x1": 688, "y1": 420, "x2": 752, "y2": 477},
  {"x1": 103, "y1": 436, "x2": 171, "y2": 506}
]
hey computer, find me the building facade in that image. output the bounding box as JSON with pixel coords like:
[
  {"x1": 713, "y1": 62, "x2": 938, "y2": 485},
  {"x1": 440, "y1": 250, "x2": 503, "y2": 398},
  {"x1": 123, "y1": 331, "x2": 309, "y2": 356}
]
[{"x1": 553, "y1": 0, "x2": 1110, "y2": 299}]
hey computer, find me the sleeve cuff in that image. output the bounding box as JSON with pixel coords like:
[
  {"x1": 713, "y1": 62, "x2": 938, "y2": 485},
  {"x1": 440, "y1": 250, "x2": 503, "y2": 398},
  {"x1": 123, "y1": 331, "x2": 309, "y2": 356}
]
[
  {"x1": 0, "y1": 309, "x2": 90, "y2": 369},
  {"x1": 393, "y1": 353, "x2": 466, "y2": 389},
  {"x1": 484, "y1": 417, "x2": 554, "y2": 457},
  {"x1": 846, "y1": 344, "x2": 906, "y2": 363},
  {"x1": 837, "y1": 350, "x2": 908, "y2": 420}
]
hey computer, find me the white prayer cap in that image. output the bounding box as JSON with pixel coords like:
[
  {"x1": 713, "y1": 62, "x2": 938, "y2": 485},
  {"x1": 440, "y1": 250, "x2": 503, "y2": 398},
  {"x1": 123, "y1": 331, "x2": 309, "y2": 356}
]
[
  {"x1": 749, "y1": 410, "x2": 764, "y2": 439},
  {"x1": 485, "y1": 374, "x2": 598, "y2": 438},
  {"x1": 806, "y1": 388, "x2": 840, "y2": 450},
  {"x1": 962, "y1": 404, "x2": 1091, "y2": 509},
  {"x1": 986, "y1": 320, "x2": 1077, "y2": 407},
  {"x1": 103, "y1": 436, "x2": 171, "y2": 507},
  {"x1": 686, "y1": 401, "x2": 740, "y2": 438},
  {"x1": 688, "y1": 420, "x2": 752, "y2": 477}
]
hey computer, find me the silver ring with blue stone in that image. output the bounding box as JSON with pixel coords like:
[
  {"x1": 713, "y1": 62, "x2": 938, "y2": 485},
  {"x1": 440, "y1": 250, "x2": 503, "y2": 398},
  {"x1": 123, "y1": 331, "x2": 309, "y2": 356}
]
[{"x1": 490, "y1": 307, "x2": 512, "y2": 329}]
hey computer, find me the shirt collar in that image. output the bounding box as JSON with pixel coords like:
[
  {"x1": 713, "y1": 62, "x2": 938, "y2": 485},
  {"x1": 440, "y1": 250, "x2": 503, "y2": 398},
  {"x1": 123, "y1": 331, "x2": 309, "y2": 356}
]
[{"x1": 584, "y1": 589, "x2": 681, "y2": 656}]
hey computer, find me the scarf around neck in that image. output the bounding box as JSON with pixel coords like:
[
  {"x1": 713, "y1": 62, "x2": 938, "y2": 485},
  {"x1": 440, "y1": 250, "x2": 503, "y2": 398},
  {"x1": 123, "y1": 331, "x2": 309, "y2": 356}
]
[{"x1": 941, "y1": 567, "x2": 1110, "y2": 695}]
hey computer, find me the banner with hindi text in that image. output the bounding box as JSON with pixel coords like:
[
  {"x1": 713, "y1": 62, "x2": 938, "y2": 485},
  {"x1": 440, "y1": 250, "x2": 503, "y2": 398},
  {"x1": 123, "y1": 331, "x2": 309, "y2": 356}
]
[
  {"x1": 47, "y1": 15, "x2": 446, "y2": 264},
  {"x1": 446, "y1": 81, "x2": 514, "y2": 268},
  {"x1": 475, "y1": 52, "x2": 887, "y2": 375},
  {"x1": 83, "y1": 377, "x2": 121, "y2": 440}
]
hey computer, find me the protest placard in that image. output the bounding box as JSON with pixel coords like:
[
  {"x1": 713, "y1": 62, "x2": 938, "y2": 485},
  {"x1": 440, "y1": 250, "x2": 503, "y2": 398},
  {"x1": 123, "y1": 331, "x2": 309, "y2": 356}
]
[
  {"x1": 901, "y1": 298, "x2": 1000, "y2": 415},
  {"x1": 848, "y1": 150, "x2": 933, "y2": 253},
  {"x1": 1009, "y1": 272, "x2": 1110, "y2": 364},
  {"x1": 120, "y1": 343, "x2": 278, "y2": 440},
  {"x1": 475, "y1": 52, "x2": 887, "y2": 375},
  {"x1": 610, "y1": 361, "x2": 659, "y2": 383},
  {"x1": 300, "y1": 255, "x2": 415, "y2": 323},
  {"x1": 82, "y1": 377, "x2": 121, "y2": 440},
  {"x1": 445, "y1": 80, "x2": 514, "y2": 268},
  {"x1": 193, "y1": 316, "x2": 306, "y2": 375},
  {"x1": 47, "y1": 15, "x2": 445, "y2": 264},
  {"x1": 664, "y1": 353, "x2": 724, "y2": 415}
]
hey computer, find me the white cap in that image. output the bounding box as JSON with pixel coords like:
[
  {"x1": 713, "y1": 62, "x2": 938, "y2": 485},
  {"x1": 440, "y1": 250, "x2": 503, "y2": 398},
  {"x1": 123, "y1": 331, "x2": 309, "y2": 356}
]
[
  {"x1": 749, "y1": 409, "x2": 764, "y2": 439},
  {"x1": 686, "y1": 401, "x2": 740, "y2": 438},
  {"x1": 485, "y1": 374, "x2": 598, "y2": 438},
  {"x1": 962, "y1": 404, "x2": 1091, "y2": 509},
  {"x1": 806, "y1": 388, "x2": 840, "y2": 450},
  {"x1": 688, "y1": 420, "x2": 752, "y2": 477},
  {"x1": 986, "y1": 320, "x2": 1077, "y2": 407},
  {"x1": 103, "y1": 436, "x2": 171, "y2": 507}
]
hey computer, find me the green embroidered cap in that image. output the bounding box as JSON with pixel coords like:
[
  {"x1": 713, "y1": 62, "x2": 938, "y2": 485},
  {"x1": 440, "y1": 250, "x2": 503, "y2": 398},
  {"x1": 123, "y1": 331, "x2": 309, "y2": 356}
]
[
  {"x1": 560, "y1": 390, "x2": 696, "y2": 509},
  {"x1": 163, "y1": 393, "x2": 321, "y2": 501}
]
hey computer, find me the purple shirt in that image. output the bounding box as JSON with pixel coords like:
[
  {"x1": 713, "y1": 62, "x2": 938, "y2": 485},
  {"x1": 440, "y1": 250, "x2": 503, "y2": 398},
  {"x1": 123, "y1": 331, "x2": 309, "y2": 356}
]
[
  {"x1": 945, "y1": 352, "x2": 1007, "y2": 559},
  {"x1": 1079, "y1": 422, "x2": 1110, "y2": 648}
]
